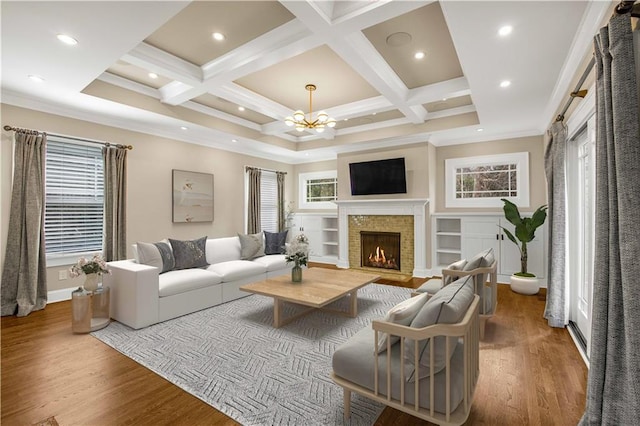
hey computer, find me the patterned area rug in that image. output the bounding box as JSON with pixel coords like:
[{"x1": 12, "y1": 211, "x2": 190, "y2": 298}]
[{"x1": 92, "y1": 283, "x2": 411, "y2": 426}]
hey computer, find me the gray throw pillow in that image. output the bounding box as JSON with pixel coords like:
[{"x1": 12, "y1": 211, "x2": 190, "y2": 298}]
[
  {"x1": 137, "y1": 241, "x2": 175, "y2": 274},
  {"x1": 238, "y1": 232, "x2": 265, "y2": 259},
  {"x1": 443, "y1": 258, "x2": 468, "y2": 285},
  {"x1": 264, "y1": 230, "x2": 288, "y2": 255},
  {"x1": 169, "y1": 237, "x2": 208, "y2": 269},
  {"x1": 376, "y1": 292, "x2": 429, "y2": 353},
  {"x1": 464, "y1": 247, "x2": 495, "y2": 287},
  {"x1": 405, "y1": 276, "x2": 475, "y2": 381}
]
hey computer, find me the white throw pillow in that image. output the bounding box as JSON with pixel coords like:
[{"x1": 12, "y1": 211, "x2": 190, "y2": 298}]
[{"x1": 376, "y1": 292, "x2": 429, "y2": 354}]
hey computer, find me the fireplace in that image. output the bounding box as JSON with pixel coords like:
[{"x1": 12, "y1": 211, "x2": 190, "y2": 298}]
[{"x1": 361, "y1": 231, "x2": 401, "y2": 270}]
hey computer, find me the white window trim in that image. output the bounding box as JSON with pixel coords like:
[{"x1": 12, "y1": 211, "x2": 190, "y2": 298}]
[
  {"x1": 298, "y1": 170, "x2": 337, "y2": 210},
  {"x1": 445, "y1": 152, "x2": 530, "y2": 208}
]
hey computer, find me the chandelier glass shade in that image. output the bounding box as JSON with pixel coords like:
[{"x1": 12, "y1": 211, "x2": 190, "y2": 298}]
[{"x1": 284, "y1": 84, "x2": 336, "y2": 133}]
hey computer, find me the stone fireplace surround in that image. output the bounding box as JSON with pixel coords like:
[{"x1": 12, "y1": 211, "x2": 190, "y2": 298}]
[{"x1": 334, "y1": 199, "x2": 429, "y2": 278}]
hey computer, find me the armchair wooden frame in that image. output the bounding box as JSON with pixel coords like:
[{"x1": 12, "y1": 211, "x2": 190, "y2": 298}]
[{"x1": 331, "y1": 296, "x2": 480, "y2": 426}]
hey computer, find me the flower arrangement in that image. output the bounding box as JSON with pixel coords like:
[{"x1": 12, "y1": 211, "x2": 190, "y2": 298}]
[
  {"x1": 285, "y1": 233, "x2": 310, "y2": 267},
  {"x1": 69, "y1": 254, "x2": 110, "y2": 278}
]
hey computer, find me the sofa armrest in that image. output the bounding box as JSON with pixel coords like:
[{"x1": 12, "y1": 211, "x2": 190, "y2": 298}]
[{"x1": 103, "y1": 260, "x2": 159, "y2": 329}]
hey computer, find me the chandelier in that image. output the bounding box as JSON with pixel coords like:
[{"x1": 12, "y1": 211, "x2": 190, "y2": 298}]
[{"x1": 284, "y1": 84, "x2": 336, "y2": 133}]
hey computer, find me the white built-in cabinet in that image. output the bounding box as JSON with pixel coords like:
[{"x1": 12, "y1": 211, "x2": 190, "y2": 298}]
[
  {"x1": 432, "y1": 214, "x2": 547, "y2": 285},
  {"x1": 290, "y1": 213, "x2": 338, "y2": 264}
]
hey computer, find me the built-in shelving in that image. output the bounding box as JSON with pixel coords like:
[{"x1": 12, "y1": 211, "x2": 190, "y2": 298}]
[
  {"x1": 433, "y1": 217, "x2": 462, "y2": 268},
  {"x1": 290, "y1": 213, "x2": 338, "y2": 264}
]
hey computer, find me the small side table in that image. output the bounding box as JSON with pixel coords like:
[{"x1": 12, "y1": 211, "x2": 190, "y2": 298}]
[{"x1": 72, "y1": 286, "x2": 111, "y2": 333}]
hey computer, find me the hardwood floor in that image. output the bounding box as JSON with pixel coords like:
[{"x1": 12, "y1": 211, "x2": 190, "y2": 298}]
[{"x1": 1, "y1": 268, "x2": 587, "y2": 426}]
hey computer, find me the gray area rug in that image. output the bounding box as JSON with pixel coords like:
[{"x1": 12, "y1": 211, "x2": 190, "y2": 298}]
[{"x1": 92, "y1": 283, "x2": 411, "y2": 426}]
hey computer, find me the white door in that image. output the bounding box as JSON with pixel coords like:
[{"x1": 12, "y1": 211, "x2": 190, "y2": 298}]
[{"x1": 568, "y1": 120, "x2": 596, "y2": 357}]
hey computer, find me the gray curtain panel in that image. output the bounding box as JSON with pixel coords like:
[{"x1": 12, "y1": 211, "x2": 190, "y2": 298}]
[
  {"x1": 276, "y1": 171, "x2": 285, "y2": 232},
  {"x1": 103, "y1": 146, "x2": 128, "y2": 261},
  {"x1": 1, "y1": 131, "x2": 48, "y2": 317},
  {"x1": 543, "y1": 121, "x2": 568, "y2": 327},
  {"x1": 246, "y1": 167, "x2": 261, "y2": 234},
  {"x1": 580, "y1": 13, "x2": 640, "y2": 425}
]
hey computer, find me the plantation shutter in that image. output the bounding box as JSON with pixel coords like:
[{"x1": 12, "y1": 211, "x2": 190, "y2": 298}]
[
  {"x1": 45, "y1": 137, "x2": 104, "y2": 255},
  {"x1": 260, "y1": 171, "x2": 278, "y2": 232}
]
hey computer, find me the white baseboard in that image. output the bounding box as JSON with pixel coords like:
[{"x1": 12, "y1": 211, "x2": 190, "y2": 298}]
[{"x1": 48, "y1": 286, "x2": 78, "y2": 303}]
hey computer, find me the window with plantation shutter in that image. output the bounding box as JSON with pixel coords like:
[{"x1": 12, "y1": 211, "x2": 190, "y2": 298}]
[
  {"x1": 260, "y1": 171, "x2": 278, "y2": 232},
  {"x1": 45, "y1": 136, "x2": 104, "y2": 264}
]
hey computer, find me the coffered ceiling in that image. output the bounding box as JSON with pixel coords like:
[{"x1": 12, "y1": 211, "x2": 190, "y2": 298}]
[{"x1": 1, "y1": 1, "x2": 611, "y2": 163}]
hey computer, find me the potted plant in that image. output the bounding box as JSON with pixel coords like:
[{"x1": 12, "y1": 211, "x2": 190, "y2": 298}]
[
  {"x1": 500, "y1": 199, "x2": 548, "y2": 295},
  {"x1": 285, "y1": 233, "x2": 310, "y2": 283}
]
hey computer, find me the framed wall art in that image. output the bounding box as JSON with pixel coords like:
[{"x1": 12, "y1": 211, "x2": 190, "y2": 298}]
[{"x1": 172, "y1": 169, "x2": 214, "y2": 223}]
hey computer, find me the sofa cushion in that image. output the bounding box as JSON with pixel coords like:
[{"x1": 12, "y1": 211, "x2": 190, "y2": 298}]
[
  {"x1": 136, "y1": 241, "x2": 175, "y2": 273},
  {"x1": 377, "y1": 292, "x2": 429, "y2": 353},
  {"x1": 238, "y1": 232, "x2": 265, "y2": 260},
  {"x1": 158, "y1": 269, "x2": 222, "y2": 297},
  {"x1": 264, "y1": 230, "x2": 288, "y2": 255},
  {"x1": 252, "y1": 254, "x2": 288, "y2": 272},
  {"x1": 207, "y1": 260, "x2": 266, "y2": 282},
  {"x1": 405, "y1": 276, "x2": 474, "y2": 380},
  {"x1": 415, "y1": 278, "x2": 443, "y2": 295},
  {"x1": 206, "y1": 237, "x2": 242, "y2": 264},
  {"x1": 169, "y1": 237, "x2": 208, "y2": 270}
]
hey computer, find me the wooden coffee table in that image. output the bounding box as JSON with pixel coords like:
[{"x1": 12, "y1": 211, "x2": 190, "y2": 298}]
[{"x1": 240, "y1": 268, "x2": 380, "y2": 328}]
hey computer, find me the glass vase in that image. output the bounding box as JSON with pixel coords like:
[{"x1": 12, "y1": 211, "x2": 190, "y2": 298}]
[{"x1": 291, "y1": 264, "x2": 302, "y2": 283}]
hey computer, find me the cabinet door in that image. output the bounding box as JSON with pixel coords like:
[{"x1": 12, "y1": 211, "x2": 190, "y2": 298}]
[
  {"x1": 461, "y1": 217, "x2": 500, "y2": 261},
  {"x1": 299, "y1": 215, "x2": 323, "y2": 256}
]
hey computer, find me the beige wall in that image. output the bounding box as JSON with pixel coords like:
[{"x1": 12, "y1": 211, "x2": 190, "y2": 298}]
[
  {"x1": 1, "y1": 104, "x2": 293, "y2": 291},
  {"x1": 434, "y1": 135, "x2": 547, "y2": 213},
  {"x1": 336, "y1": 142, "x2": 431, "y2": 200}
]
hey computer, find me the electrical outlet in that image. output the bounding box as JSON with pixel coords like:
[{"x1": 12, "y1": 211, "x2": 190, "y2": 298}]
[{"x1": 58, "y1": 270, "x2": 68, "y2": 280}]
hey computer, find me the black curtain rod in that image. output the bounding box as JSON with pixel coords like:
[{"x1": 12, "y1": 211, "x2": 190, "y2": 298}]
[
  {"x1": 245, "y1": 166, "x2": 287, "y2": 175},
  {"x1": 615, "y1": 0, "x2": 640, "y2": 16},
  {"x1": 3, "y1": 125, "x2": 133, "y2": 150},
  {"x1": 555, "y1": 57, "x2": 595, "y2": 123}
]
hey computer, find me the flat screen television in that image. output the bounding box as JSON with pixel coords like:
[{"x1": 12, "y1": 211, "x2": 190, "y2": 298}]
[{"x1": 349, "y1": 157, "x2": 407, "y2": 196}]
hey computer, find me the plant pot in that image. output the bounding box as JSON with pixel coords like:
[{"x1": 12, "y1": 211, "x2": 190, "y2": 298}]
[
  {"x1": 84, "y1": 273, "x2": 99, "y2": 292},
  {"x1": 510, "y1": 275, "x2": 539, "y2": 295}
]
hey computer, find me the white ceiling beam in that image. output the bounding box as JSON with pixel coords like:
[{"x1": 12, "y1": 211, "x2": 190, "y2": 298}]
[{"x1": 122, "y1": 42, "x2": 202, "y2": 85}]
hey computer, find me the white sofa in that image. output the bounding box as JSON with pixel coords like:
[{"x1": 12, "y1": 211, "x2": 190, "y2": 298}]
[{"x1": 104, "y1": 236, "x2": 291, "y2": 329}]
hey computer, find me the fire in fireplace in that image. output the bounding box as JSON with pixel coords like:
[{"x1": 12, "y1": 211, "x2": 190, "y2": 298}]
[{"x1": 361, "y1": 231, "x2": 400, "y2": 270}]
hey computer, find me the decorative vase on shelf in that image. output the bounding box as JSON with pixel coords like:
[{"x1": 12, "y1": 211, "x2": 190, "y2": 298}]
[
  {"x1": 291, "y1": 263, "x2": 302, "y2": 283},
  {"x1": 84, "y1": 273, "x2": 99, "y2": 292}
]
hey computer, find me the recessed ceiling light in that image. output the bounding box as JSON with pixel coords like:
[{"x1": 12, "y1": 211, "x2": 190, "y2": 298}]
[
  {"x1": 232, "y1": 139, "x2": 237, "y2": 143},
  {"x1": 212, "y1": 32, "x2": 225, "y2": 41},
  {"x1": 500, "y1": 80, "x2": 512, "y2": 88},
  {"x1": 498, "y1": 25, "x2": 513, "y2": 37},
  {"x1": 477, "y1": 128, "x2": 484, "y2": 132},
  {"x1": 148, "y1": 72, "x2": 158, "y2": 79},
  {"x1": 180, "y1": 126, "x2": 188, "y2": 130},
  {"x1": 305, "y1": 153, "x2": 309, "y2": 156},
  {"x1": 442, "y1": 98, "x2": 448, "y2": 101},
  {"x1": 414, "y1": 51, "x2": 426, "y2": 60},
  {"x1": 344, "y1": 118, "x2": 349, "y2": 121},
  {"x1": 238, "y1": 106, "x2": 245, "y2": 112},
  {"x1": 56, "y1": 34, "x2": 78, "y2": 45},
  {"x1": 28, "y1": 75, "x2": 45, "y2": 82},
  {"x1": 372, "y1": 112, "x2": 376, "y2": 116}
]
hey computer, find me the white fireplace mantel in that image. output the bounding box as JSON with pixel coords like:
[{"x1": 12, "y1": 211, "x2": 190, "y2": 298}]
[{"x1": 334, "y1": 199, "x2": 430, "y2": 278}]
